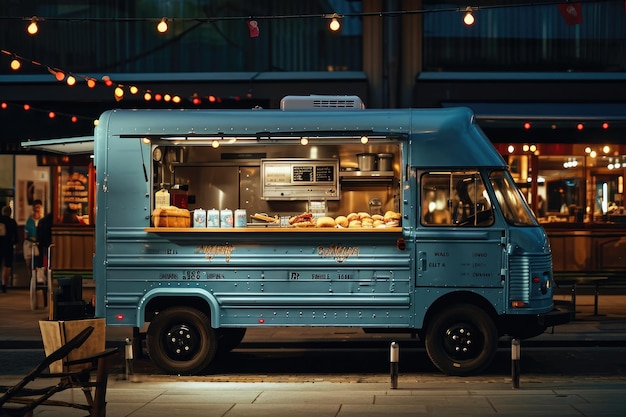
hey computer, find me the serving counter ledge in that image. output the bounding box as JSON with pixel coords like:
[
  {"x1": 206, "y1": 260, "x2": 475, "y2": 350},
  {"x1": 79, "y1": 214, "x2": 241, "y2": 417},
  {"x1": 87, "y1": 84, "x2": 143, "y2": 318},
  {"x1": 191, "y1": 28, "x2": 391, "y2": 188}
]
[{"x1": 145, "y1": 227, "x2": 403, "y2": 233}]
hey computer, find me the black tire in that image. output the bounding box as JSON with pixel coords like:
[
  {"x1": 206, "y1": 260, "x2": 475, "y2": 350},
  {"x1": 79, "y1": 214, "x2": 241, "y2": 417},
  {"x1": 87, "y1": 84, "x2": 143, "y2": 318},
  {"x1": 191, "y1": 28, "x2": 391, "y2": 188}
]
[
  {"x1": 425, "y1": 304, "x2": 498, "y2": 376},
  {"x1": 217, "y1": 328, "x2": 247, "y2": 353},
  {"x1": 146, "y1": 307, "x2": 217, "y2": 375}
]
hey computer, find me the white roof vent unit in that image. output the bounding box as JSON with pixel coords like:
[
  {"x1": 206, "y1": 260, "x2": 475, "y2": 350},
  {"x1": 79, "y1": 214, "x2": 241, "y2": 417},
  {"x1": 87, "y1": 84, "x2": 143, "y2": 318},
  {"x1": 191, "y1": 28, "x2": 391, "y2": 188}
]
[{"x1": 280, "y1": 95, "x2": 365, "y2": 111}]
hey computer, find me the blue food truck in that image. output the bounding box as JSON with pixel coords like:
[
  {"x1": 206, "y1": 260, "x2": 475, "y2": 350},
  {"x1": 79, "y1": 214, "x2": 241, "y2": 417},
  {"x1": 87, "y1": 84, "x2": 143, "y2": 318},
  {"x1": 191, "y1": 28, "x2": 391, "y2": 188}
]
[{"x1": 40, "y1": 96, "x2": 571, "y2": 376}]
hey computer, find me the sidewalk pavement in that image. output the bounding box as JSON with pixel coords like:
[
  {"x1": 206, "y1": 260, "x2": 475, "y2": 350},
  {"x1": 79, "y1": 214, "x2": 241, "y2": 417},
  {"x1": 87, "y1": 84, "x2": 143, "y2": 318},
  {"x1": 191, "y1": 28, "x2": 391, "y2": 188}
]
[{"x1": 1, "y1": 287, "x2": 626, "y2": 417}]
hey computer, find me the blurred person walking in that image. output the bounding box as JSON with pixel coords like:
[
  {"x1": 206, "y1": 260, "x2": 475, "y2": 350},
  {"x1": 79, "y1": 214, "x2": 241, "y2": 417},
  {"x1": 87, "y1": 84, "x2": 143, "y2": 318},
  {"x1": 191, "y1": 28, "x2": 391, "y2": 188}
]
[{"x1": 0, "y1": 206, "x2": 19, "y2": 293}]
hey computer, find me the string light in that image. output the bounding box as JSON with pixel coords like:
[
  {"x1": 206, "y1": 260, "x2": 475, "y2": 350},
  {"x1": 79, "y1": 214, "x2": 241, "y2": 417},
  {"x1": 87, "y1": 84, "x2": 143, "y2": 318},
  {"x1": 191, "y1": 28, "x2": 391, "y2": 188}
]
[
  {"x1": 26, "y1": 16, "x2": 39, "y2": 35},
  {"x1": 10, "y1": 59, "x2": 21, "y2": 70},
  {"x1": 462, "y1": 7, "x2": 475, "y2": 26},
  {"x1": 157, "y1": 18, "x2": 168, "y2": 33},
  {"x1": 326, "y1": 13, "x2": 342, "y2": 32},
  {"x1": 66, "y1": 75, "x2": 76, "y2": 86}
]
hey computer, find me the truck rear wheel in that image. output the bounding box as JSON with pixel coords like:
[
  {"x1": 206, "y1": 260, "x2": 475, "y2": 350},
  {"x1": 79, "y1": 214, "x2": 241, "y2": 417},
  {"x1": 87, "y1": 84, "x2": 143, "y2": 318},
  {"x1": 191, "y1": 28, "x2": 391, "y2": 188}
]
[
  {"x1": 425, "y1": 304, "x2": 498, "y2": 376},
  {"x1": 147, "y1": 307, "x2": 216, "y2": 375}
]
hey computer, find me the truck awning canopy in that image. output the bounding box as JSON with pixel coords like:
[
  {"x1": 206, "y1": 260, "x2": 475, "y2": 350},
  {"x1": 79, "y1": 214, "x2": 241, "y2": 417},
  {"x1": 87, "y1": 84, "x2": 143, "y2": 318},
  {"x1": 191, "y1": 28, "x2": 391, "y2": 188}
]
[{"x1": 20, "y1": 136, "x2": 94, "y2": 154}]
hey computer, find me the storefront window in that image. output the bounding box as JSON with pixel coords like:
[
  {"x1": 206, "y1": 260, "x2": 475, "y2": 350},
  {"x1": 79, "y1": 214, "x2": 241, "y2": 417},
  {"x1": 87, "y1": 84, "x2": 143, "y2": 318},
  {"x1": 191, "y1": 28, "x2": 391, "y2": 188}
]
[
  {"x1": 58, "y1": 167, "x2": 89, "y2": 225},
  {"x1": 497, "y1": 144, "x2": 625, "y2": 224}
]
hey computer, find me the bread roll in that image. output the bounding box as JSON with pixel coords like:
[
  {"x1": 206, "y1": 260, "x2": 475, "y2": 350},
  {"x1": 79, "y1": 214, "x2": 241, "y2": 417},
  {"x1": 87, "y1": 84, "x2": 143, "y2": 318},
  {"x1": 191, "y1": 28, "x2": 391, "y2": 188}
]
[
  {"x1": 358, "y1": 212, "x2": 371, "y2": 220},
  {"x1": 372, "y1": 214, "x2": 384, "y2": 221},
  {"x1": 316, "y1": 216, "x2": 336, "y2": 228},
  {"x1": 348, "y1": 220, "x2": 362, "y2": 228},
  {"x1": 334, "y1": 215, "x2": 348, "y2": 228},
  {"x1": 347, "y1": 212, "x2": 359, "y2": 222}
]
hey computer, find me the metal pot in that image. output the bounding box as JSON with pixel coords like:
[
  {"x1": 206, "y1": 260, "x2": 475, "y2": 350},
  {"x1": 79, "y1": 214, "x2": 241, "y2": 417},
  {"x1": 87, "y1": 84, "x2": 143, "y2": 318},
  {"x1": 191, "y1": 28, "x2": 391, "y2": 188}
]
[
  {"x1": 357, "y1": 153, "x2": 377, "y2": 171},
  {"x1": 377, "y1": 153, "x2": 393, "y2": 171}
]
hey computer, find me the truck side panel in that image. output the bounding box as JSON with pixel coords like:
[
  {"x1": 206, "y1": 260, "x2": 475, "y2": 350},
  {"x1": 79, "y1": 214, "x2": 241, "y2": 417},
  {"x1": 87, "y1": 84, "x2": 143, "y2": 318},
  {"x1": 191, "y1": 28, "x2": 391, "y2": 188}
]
[{"x1": 102, "y1": 227, "x2": 412, "y2": 328}]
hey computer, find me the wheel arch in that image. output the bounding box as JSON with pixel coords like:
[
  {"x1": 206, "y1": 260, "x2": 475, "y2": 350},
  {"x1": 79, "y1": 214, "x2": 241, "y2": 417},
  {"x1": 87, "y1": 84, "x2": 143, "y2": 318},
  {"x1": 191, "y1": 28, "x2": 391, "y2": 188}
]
[
  {"x1": 138, "y1": 288, "x2": 220, "y2": 328},
  {"x1": 423, "y1": 290, "x2": 500, "y2": 335}
]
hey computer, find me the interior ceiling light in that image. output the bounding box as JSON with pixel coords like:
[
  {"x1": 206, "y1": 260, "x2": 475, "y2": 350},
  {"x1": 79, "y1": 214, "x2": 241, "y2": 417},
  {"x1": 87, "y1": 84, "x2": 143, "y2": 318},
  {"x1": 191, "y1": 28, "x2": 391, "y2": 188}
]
[
  {"x1": 157, "y1": 18, "x2": 168, "y2": 33},
  {"x1": 462, "y1": 6, "x2": 475, "y2": 26},
  {"x1": 27, "y1": 16, "x2": 39, "y2": 35}
]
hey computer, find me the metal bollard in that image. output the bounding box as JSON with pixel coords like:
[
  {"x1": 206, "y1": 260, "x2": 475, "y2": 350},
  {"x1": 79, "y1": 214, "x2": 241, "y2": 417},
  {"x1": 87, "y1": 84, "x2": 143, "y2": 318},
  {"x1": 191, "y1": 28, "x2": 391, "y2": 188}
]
[
  {"x1": 125, "y1": 337, "x2": 134, "y2": 380},
  {"x1": 511, "y1": 338, "x2": 520, "y2": 389},
  {"x1": 390, "y1": 341, "x2": 399, "y2": 389}
]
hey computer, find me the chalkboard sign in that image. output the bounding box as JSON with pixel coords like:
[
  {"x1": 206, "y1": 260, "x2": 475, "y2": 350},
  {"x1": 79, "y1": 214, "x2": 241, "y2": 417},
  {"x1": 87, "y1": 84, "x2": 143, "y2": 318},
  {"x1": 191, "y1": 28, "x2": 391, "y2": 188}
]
[
  {"x1": 292, "y1": 165, "x2": 314, "y2": 182},
  {"x1": 316, "y1": 165, "x2": 334, "y2": 182}
]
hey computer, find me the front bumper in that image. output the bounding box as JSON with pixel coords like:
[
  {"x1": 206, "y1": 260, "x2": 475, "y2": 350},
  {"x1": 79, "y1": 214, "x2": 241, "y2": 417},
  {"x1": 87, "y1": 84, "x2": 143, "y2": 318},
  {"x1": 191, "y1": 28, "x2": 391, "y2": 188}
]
[{"x1": 537, "y1": 307, "x2": 571, "y2": 327}]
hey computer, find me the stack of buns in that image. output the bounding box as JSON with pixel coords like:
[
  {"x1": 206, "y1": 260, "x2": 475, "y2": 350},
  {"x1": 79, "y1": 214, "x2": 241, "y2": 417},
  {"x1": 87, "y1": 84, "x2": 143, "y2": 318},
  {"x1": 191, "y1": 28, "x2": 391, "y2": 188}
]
[
  {"x1": 152, "y1": 206, "x2": 191, "y2": 228},
  {"x1": 335, "y1": 210, "x2": 401, "y2": 228}
]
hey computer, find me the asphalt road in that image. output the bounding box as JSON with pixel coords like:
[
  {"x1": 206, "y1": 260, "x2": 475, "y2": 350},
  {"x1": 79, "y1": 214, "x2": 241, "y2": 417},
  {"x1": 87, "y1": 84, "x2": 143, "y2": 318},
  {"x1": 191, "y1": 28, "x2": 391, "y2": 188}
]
[{"x1": 2, "y1": 344, "x2": 625, "y2": 384}]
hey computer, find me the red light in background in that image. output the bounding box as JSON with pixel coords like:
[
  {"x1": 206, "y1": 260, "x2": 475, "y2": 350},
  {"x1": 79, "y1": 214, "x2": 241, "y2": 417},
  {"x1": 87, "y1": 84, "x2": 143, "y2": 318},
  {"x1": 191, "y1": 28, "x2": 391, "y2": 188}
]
[
  {"x1": 523, "y1": 122, "x2": 531, "y2": 130},
  {"x1": 154, "y1": 94, "x2": 162, "y2": 101},
  {"x1": 1, "y1": 102, "x2": 7, "y2": 109},
  {"x1": 258, "y1": 318, "x2": 265, "y2": 324},
  {"x1": 577, "y1": 123, "x2": 584, "y2": 130},
  {"x1": 23, "y1": 104, "x2": 30, "y2": 110},
  {"x1": 48, "y1": 112, "x2": 55, "y2": 118},
  {"x1": 116, "y1": 314, "x2": 124, "y2": 321},
  {"x1": 192, "y1": 97, "x2": 201, "y2": 105},
  {"x1": 71, "y1": 116, "x2": 78, "y2": 123},
  {"x1": 602, "y1": 122, "x2": 609, "y2": 129},
  {"x1": 208, "y1": 95, "x2": 217, "y2": 103}
]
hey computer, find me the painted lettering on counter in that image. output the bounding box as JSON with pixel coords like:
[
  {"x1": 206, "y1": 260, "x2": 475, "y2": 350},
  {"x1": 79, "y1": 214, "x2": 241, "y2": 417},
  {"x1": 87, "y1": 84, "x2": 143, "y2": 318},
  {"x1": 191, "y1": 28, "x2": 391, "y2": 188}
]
[
  {"x1": 317, "y1": 244, "x2": 360, "y2": 263},
  {"x1": 195, "y1": 244, "x2": 235, "y2": 262}
]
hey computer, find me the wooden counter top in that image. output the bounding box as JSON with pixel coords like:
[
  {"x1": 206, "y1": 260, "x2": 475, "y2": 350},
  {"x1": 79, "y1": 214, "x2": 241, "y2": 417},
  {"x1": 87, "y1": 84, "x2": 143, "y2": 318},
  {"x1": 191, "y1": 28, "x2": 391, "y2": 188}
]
[{"x1": 145, "y1": 227, "x2": 403, "y2": 233}]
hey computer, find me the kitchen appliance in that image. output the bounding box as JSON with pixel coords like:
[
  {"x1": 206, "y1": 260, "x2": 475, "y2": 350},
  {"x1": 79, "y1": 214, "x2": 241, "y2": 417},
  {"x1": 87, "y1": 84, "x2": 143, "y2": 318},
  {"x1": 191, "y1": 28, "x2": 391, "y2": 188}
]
[{"x1": 357, "y1": 153, "x2": 377, "y2": 171}]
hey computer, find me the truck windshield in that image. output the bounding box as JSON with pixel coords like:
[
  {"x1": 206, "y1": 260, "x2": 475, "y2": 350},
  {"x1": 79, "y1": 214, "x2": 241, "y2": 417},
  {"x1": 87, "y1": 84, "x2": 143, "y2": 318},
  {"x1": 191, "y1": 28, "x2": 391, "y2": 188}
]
[{"x1": 489, "y1": 170, "x2": 538, "y2": 226}]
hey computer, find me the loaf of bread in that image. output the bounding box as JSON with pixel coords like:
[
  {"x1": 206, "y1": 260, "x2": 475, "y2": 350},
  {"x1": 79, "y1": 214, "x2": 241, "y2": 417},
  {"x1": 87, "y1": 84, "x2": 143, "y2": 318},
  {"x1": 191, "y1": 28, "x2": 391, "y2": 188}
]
[{"x1": 152, "y1": 206, "x2": 191, "y2": 228}]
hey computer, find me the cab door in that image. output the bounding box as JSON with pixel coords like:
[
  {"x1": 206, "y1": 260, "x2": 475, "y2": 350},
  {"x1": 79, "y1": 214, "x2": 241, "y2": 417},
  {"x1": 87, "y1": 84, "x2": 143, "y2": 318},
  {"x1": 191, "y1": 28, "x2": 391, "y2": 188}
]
[{"x1": 415, "y1": 170, "x2": 507, "y2": 291}]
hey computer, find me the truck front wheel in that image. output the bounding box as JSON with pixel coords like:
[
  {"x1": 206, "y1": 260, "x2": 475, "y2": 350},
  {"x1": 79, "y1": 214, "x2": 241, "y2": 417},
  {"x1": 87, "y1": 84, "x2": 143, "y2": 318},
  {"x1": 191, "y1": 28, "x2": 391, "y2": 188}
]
[
  {"x1": 425, "y1": 304, "x2": 498, "y2": 376},
  {"x1": 147, "y1": 307, "x2": 217, "y2": 375}
]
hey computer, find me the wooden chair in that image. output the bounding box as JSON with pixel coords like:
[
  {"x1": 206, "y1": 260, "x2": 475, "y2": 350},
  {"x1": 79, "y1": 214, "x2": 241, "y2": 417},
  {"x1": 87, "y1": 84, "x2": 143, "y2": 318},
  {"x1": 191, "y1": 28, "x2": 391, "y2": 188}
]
[{"x1": 0, "y1": 325, "x2": 118, "y2": 417}]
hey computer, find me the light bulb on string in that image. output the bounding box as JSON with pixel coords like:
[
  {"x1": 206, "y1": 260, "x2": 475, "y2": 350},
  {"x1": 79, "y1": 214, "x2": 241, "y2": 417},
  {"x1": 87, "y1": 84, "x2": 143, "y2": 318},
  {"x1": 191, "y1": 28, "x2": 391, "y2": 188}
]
[
  {"x1": 27, "y1": 17, "x2": 39, "y2": 35},
  {"x1": 71, "y1": 116, "x2": 78, "y2": 123},
  {"x1": 172, "y1": 96, "x2": 181, "y2": 104},
  {"x1": 66, "y1": 75, "x2": 76, "y2": 86},
  {"x1": 462, "y1": 7, "x2": 475, "y2": 26},
  {"x1": 48, "y1": 111, "x2": 55, "y2": 119},
  {"x1": 86, "y1": 78, "x2": 97, "y2": 88},
  {"x1": 102, "y1": 75, "x2": 113, "y2": 87},
  {"x1": 54, "y1": 70, "x2": 65, "y2": 82},
  {"x1": 157, "y1": 18, "x2": 168, "y2": 33},
  {"x1": 326, "y1": 13, "x2": 342, "y2": 32},
  {"x1": 144, "y1": 92, "x2": 152, "y2": 101},
  {"x1": 129, "y1": 85, "x2": 139, "y2": 94},
  {"x1": 10, "y1": 59, "x2": 21, "y2": 71},
  {"x1": 114, "y1": 86, "x2": 125, "y2": 101}
]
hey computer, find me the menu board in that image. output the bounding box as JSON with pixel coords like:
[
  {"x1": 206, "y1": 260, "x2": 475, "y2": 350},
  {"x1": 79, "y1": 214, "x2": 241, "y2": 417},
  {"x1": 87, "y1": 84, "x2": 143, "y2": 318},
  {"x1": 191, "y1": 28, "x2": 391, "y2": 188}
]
[
  {"x1": 315, "y1": 165, "x2": 334, "y2": 182},
  {"x1": 292, "y1": 165, "x2": 314, "y2": 182},
  {"x1": 261, "y1": 159, "x2": 339, "y2": 200}
]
